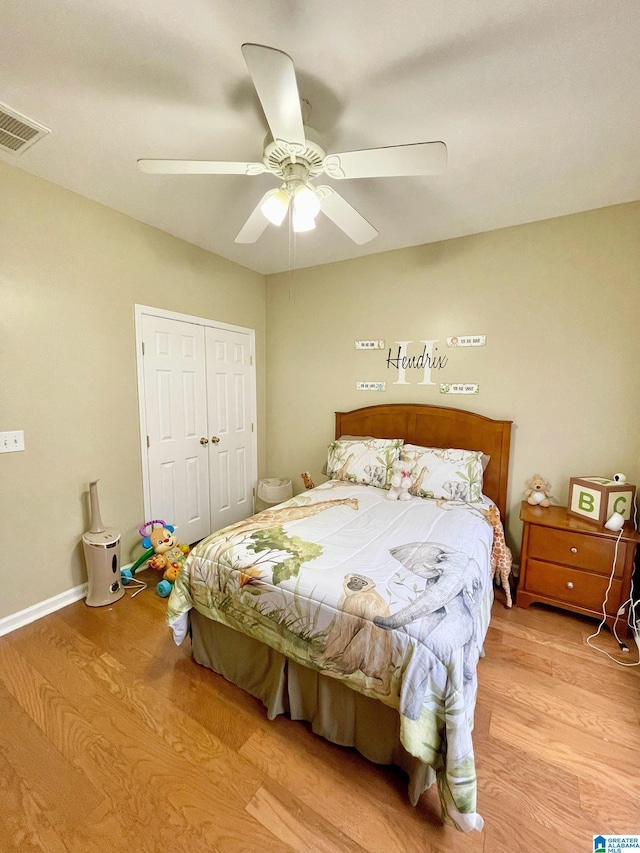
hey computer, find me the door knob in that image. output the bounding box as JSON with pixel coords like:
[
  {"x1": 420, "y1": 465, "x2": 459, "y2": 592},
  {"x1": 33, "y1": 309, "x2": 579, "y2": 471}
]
[
  {"x1": 211, "y1": 436, "x2": 221, "y2": 444},
  {"x1": 200, "y1": 437, "x2": 209, "y2": 445}
]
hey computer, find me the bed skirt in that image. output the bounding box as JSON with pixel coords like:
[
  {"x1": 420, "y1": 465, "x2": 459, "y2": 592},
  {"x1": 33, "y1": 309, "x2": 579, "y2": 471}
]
[{"x1": 190, "y1": 608, "x2": 437, "y2": 807}]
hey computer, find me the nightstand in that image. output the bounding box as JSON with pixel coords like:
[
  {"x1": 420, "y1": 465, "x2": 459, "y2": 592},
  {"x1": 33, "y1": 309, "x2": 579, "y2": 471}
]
[{"x1": 517, "y1": 501, "x2": 640, "y2": 633}]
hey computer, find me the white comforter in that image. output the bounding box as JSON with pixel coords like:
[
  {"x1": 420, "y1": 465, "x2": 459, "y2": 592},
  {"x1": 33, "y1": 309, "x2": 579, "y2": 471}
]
[{"x1": 167, "y1": 481, "x2": 495, "y2": 831}]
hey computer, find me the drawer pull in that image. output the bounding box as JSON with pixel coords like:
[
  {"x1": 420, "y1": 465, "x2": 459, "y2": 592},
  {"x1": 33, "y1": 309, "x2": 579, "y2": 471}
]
[
  {"x1": 566, "y1": 582, "x2": 574, "y2": 589},
  {"x1": 570, "y1": 547, "x2": 578, "y2": 553}
]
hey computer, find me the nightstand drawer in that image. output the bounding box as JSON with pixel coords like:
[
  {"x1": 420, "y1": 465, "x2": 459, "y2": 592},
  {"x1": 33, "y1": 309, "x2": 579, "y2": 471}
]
[
  {"x1": 525, "y1": 558, "x2": 622, "y2": 612},
  {"x1": 527, "y1": 525, "x2": 625, "y2": 577}
]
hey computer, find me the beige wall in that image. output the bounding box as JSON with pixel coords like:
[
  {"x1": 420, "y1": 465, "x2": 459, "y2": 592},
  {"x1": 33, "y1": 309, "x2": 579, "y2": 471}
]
[
  {"x1": 265, "y1": 202, "x2": 640, "y2": 553},
  {"x1": 0, "y1": 162, "x2": 266, "y2": 620}
]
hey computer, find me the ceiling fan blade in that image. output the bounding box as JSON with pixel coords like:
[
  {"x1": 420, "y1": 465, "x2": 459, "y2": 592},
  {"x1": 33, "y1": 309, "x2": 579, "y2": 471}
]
[
  {"x1": 315, "y1": 186, "x2": 378, "y2": 245},
  {"x1": 241, "y1": 43, "x2": 305, "y2": 147},
  {"x1": 234, "y1": 191, "x2": 275, "y2": 244},
  {"x1": 324, "y1": 141, "x2": 447, "y2": 180},
  {"x1": 138, "y1": 159, "x2": 266, "y2": 175}
]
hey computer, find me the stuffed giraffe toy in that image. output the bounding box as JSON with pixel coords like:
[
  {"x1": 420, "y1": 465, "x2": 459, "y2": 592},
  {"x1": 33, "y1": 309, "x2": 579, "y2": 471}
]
[
  {"x1": 301, "y1": 471, "x2": 315, "y2": 490},
  {"x1": 483, "y1": 505, "x2": 513, "y2": 607}
]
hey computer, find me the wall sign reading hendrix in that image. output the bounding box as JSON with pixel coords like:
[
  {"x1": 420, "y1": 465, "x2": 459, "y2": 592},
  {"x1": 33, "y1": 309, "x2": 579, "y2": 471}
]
[{"x1": 386, "y1": 340, "x2": 449, "y2": 385}]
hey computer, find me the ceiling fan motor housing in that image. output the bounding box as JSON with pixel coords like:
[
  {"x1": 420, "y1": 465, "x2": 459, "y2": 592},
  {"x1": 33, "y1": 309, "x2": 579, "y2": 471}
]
[{"x1": 262, "y1": 126, "x2": 326, "y2": 180}]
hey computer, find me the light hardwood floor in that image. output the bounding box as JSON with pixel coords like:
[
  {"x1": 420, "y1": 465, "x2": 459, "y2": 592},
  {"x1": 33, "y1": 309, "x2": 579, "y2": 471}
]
[{"x1": 1, "y1": 575, "x2": 639, "y2": 853}]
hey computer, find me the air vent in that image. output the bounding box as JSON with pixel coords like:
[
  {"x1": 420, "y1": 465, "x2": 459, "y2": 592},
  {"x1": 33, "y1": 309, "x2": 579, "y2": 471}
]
[{"x1": 0, "y1": 102, "x2": 50, "y2": 155}]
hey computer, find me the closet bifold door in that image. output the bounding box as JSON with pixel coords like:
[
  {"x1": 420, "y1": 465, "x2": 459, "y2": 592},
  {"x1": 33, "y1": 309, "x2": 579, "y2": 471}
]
[
  {"x1": 139, "y1": 310, "x2": 257, "y2": 544},
  {"x1": 205, "y1": 326, "x2": 255, "y2": 532},
  {"x1": 141, "y1": 314, "x2": 211, "y2": 544}
]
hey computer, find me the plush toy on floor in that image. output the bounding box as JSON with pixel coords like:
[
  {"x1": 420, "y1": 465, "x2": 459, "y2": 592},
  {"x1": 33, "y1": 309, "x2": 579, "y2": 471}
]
[
  {"x1": 140, "y1": 519, "x2": 190, "y2": 597},
  {"x1": 525, "y1": 474, "x2": 554, "y2": 507},
  {"x1": 387, "y1": 459, "x2": 414, "y2": 501}
]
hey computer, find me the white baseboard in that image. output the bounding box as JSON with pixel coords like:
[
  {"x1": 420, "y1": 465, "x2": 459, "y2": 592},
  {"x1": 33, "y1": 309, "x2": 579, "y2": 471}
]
[{"x1": 0, "y1": 583, "x2": 88, "y2": 638}]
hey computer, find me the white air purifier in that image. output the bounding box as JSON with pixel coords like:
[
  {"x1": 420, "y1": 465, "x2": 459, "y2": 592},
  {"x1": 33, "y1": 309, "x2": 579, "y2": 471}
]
[{"x1": 82, "y1": 480, "x2": 124, "y2": 607}]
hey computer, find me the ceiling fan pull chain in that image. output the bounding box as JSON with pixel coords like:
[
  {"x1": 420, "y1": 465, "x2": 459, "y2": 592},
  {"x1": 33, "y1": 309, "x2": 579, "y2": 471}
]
[{"x1": 288, "y1": 207, "x2": 296, "y2": 306}]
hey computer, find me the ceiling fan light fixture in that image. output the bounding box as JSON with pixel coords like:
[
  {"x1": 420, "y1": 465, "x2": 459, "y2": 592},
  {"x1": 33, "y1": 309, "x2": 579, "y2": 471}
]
[
  {"x1": 292, "y1": 210, "x2": 316, "y2": 233},
  {"x1": 292, "y1": 183, "x2": 320, "y2": 220},
  {"x1": 260, "y1": 187, "x2": 290, "y2": 226}
]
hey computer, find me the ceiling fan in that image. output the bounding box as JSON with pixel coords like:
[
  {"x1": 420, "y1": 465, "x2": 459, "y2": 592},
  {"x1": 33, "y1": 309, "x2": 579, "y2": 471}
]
[{"x1": 138, "y1": 43, "x2": 447, "y2": 245}]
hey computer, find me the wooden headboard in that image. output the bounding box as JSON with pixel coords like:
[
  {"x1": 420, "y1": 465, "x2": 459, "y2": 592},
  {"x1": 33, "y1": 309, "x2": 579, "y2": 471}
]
[{"x1": 335, "y1": 403, "x2": 512, "y2": 520}]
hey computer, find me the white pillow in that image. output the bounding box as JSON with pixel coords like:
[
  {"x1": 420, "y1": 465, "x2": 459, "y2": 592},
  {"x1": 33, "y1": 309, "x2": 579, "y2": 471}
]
[
  {"x1": 326, "y1": 438, "x2": 404, "y2": 489},
  {"x1": 401, "y1": 444, "x2": 485, "y2": 502},
  {"x1": 322, "y1": 435, "x2": 373, "y2": 477}
]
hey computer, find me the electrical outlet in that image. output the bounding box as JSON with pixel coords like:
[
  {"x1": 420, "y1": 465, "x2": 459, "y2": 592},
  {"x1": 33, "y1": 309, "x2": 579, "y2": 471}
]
[{"x1": 0, "y1": 431, "x2": 25, "y2": 453}]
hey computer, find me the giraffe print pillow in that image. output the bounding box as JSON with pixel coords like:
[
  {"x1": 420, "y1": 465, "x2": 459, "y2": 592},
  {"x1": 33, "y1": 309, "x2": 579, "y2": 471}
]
[
  {"x1": 326, "y1": 438, "x2": 404, "y2": 489},
  {"x1": 400, "y1": 444, "x2": 485, "y2": 502}
]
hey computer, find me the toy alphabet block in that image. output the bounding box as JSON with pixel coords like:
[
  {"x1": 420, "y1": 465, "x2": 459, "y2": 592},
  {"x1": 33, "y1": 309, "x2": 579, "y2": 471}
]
[{"x1": 568, "y1": 477, "x2": 636, "y2": 526}]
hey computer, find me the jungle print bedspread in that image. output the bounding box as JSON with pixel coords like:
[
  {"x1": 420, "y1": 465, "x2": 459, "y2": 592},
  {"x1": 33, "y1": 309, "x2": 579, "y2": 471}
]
[{"x1": 167, "y1": 480, "x2": 496, "y2": 831}]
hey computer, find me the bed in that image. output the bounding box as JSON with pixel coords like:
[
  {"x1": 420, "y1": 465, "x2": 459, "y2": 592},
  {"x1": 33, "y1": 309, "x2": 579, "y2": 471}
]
[{"x1": 167, "y1": 403, "x2": 512, "y2": 832}]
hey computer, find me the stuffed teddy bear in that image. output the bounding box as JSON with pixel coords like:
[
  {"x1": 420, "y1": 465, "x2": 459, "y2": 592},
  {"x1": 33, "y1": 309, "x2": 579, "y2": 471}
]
[
  {"x1": 524, "y1": 474, "x2": 554, "y2": 507},
  {"x1": 387, "y1": 459, "x2": 414, "y2": 501}
]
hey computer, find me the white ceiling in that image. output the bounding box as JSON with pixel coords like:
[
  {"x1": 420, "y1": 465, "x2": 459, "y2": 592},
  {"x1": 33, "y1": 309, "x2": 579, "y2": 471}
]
[{"x1": 2, "y1": 0, "x2": 639, "y2": 275}]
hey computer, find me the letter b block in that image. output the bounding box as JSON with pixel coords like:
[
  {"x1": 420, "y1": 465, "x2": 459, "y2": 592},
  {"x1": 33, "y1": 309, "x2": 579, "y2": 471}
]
[{"x1": 568, "y1": 477, "x2": 636, "y2": 526}]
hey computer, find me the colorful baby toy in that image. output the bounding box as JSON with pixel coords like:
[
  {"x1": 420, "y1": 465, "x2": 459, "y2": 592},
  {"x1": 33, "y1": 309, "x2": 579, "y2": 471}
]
[{"x1": 123, "y1": 519, "x2": 190, "y2": 597}]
